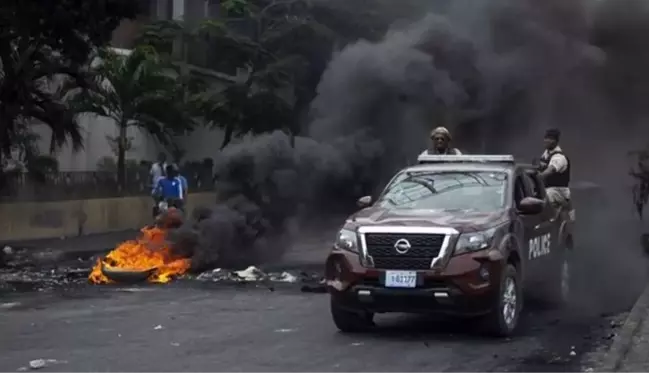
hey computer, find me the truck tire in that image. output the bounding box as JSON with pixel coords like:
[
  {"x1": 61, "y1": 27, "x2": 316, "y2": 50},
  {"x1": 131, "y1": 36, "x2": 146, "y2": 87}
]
[
  {"x1": 482, "y1": 264, "x2": 522, "y2": 337},
  {"x1": 330, "y1": 297, "x2": 374, "y2": 333}
]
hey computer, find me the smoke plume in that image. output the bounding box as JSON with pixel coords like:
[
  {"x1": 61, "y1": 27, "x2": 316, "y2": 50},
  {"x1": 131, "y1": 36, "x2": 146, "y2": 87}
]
[{"x1": 175, "y1": 0, "x2": 649, "y2": 311}]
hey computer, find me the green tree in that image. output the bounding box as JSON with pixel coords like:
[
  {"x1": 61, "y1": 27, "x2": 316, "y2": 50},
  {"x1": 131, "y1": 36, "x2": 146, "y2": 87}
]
[
  {"x1": 139, "y1": 0, "x2": 338, "y2": 148},
  {"x1": 0, "y1": 0, "x2": 140, "y2": 183},
  {"x1": 73, "y1": 46, "x2": 194, "y2": 186},
  {"x1": 137, "y1": 0, "x2": 426, "y2": 148}
]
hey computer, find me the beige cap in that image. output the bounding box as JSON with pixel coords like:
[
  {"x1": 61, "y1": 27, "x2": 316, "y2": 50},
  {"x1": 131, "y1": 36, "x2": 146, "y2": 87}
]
[{"x1": 430, "y1": 126, "x2": 451, "y2": 140}]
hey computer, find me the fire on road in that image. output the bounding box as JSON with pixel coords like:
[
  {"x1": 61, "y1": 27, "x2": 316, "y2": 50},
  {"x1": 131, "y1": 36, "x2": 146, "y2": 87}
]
[{"x1": 88, "y1": 226, "x2": 190, "y2": 284}]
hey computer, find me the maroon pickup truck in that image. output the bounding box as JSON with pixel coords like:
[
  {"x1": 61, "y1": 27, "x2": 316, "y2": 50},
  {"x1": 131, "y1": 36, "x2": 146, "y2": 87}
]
[{"x1": 325, "y1": 154, "x2": 574, "y2": 337}]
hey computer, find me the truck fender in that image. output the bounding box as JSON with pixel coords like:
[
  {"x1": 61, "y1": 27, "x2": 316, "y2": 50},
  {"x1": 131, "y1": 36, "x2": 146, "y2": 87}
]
[{"x1": 498, "y1": 232, "x2": 525, "y2": 276}]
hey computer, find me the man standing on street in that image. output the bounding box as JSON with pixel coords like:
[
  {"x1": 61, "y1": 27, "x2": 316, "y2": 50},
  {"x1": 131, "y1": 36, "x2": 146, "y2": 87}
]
[
  {"x1": 538, "y1": 128, "x2": 574, "y2": 220},
  {"x1": 150, "y1": 152, "x2": 168, "y2": 190},
  {"x1": 173, "y1": 163, "x2": 188, "y2": 201},
  {"x1": 427, "y1": 126, "x2": 462, "y2": 155},
  {"x1": 150, "y1": 152, "x2": 168, "y2": 217}
]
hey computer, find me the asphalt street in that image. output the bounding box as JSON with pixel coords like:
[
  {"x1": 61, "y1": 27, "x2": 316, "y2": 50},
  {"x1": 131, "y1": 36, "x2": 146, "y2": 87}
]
[
  {"x1": 0, "y1": 282, "x2": 629, "y2": 372},
  {"x1": 0, "y1": 209, "x2": 646, "y2": 372}
]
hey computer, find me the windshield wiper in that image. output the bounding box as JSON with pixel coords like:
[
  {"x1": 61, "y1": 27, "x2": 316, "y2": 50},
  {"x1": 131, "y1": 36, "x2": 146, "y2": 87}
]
[
  {"x1": 379, "y1": 196, "x2": 398, "y2": 206},
  {"x1": 403, "y1": 176, "x2": 438, "y2": 194}
]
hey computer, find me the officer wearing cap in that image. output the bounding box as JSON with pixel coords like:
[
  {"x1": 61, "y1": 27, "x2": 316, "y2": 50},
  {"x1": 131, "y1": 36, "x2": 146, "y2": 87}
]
[{"x1": 427, "y1": 126, "x2": 462, "y2": 155}]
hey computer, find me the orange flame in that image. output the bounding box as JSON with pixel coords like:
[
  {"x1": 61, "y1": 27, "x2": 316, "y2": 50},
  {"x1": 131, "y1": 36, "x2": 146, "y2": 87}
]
[{"x1": 88, "y1": 226, "x2": 190, "y2": 284}]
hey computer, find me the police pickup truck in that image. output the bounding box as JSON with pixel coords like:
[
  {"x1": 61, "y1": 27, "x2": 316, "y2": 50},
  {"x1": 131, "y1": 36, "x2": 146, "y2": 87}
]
[{"x1": 325, "y1": 154, "x2": 574, "y2": 337}]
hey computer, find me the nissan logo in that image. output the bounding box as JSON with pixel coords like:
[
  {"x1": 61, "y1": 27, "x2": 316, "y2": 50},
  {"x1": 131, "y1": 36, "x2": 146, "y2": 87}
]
[{"x1": 394, "y1": 238, "x2": 411, "y2": 254}]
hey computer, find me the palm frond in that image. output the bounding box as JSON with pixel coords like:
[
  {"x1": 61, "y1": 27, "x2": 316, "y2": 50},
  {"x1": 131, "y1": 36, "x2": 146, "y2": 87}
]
[{"x1": 136, "y1": 19, "x2": 186, "y2": 53}]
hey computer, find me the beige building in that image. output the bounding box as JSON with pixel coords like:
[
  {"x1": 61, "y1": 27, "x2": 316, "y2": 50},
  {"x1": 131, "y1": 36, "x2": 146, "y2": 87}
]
[{"x1": 38, "y1": 0, "x2": 232, "y2": 171}]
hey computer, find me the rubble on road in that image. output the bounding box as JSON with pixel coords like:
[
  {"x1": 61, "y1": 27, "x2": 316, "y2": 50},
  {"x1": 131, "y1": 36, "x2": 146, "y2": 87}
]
[
  {"x1": 0, "y1": 266, "x2": 91, "y2": 292},
  {"x1": 18, "y1": 358, "x2": 68, "y2": 371},
  {"x1": 1, "y1": 250, "x2": 327, "y2": 292},
  {"x1": 193, "y1": 266, "x2": 322, "y2": 287}
]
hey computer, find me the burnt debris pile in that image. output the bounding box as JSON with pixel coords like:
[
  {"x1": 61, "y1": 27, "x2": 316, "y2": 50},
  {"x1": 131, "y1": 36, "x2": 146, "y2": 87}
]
[{"x1": 174, "y1": 0, "x2": 649, "y2": 288}]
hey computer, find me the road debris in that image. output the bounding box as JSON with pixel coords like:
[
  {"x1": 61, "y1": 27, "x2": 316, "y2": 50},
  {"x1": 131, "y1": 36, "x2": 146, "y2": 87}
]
[
  {"x1": 195, "y1": 267, "x2": 322, "y2": 286},
  {"x1": 170, "y1": 342, "x2": 180, "y2": 347},
  {"x1": 154, "y1": 325, "x2": 164, "y2": 330},
  {"x1": 0, "y1": 250, "x2": 325, "y2": 293},
  {"x1": 24, "y1": 359, "x2": 67, "y2": 370},
  {"x1": 0, "y1": 302, "x2": 20, "y2": 309},
  {"x1": 234, "y1": 266, "x2": 266, "y2": 281},
  {"x1": 274, "y1": 328, "x2": 296, "y2": 333},
  {"x1": 271, "y1": 271, "x2": 297, "y2": 283}
]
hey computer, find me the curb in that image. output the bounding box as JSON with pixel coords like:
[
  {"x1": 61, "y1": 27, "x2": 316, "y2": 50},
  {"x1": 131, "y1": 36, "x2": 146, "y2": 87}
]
[
  {"x1": 56, "y1": 247, "x2": 112, "y2": 261},
  {"x1": 597, "y1": 283, "x2": 649, "y2": 372}
]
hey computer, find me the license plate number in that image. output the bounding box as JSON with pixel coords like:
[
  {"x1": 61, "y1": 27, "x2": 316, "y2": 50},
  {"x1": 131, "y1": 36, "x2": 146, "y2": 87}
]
[{"x1": 385, "y1": 271, "x2": 417, "y2": 288}]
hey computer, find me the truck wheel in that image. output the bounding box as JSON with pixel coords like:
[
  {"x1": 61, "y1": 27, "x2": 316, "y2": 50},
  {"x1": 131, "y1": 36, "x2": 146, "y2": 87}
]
[
  {"x1": 330, "y1": 297, "x2": 374, "y2": 333},
  {"x1": 482, "y1": 264, "x2": 522, "y2": 337}
]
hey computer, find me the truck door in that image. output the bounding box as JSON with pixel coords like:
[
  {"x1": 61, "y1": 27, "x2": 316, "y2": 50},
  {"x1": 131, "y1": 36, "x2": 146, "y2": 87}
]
[
  {"x1": 526, "y1": 170, "x2": 563, "y2": 265},
  {"x1": 512, "y1": 172, "x2": 536, "y2": 285},
  {"x1": 520, "y1": 172, "x2": 557, "y2": 284}
]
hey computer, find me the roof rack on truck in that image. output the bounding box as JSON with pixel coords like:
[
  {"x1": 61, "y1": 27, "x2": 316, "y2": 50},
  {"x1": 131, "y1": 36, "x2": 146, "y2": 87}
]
[{"x1": 417, "y1": 152, "x2": 515, "y2": 164}]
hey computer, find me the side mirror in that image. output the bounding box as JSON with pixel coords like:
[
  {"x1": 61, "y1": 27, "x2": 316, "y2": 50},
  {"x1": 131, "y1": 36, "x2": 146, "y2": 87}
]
[
  {"x1": 357, "y1": 195, "x2": 372, "y2": 208},
  {"x1": 518, "y1": 197, "x2": 545, "y2": 215}
]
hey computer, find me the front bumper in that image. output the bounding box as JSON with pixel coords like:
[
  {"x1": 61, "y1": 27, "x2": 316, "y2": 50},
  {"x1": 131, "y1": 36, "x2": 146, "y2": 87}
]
[{"x1": 325, "y1": 248, "x2": 504, "y2": 316}]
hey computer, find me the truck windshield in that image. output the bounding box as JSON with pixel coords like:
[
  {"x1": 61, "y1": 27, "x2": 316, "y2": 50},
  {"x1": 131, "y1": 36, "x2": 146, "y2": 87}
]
[{"x1": 377, "y1": 171, "x2": 508, "y2": 212}]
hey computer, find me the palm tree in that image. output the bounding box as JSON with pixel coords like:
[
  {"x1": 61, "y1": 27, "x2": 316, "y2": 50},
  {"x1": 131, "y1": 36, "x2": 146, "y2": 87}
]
[
  {"x1": 73, "y1": 46, "x2": 194, "y2": 186},
  {"x1": 0, "y1": 40, "x2": 85, "y2": 188}
]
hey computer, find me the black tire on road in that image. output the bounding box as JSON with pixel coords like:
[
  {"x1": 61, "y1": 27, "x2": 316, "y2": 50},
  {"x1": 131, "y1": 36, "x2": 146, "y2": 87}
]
[
  {"x1": 482, "y1": 264, "x2": 522, "y2": 337},
  {"x1": 330, "y1": 297, "x2": 375, "y2": 333}
]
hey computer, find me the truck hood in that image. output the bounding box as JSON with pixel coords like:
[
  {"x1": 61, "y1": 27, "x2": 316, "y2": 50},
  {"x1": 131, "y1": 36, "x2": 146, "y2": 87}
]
[{"x1": 347, "y1": 206, "x2": 509, "y2": 233}]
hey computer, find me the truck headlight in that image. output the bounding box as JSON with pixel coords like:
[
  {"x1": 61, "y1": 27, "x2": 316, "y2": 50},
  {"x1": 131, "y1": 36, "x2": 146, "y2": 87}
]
[
  {"x1": 334, "y1": 229, "x2": 359, "y2": 253},
  {"x1": 454, "y1": 228, "x2": 497, "y2": 255}
]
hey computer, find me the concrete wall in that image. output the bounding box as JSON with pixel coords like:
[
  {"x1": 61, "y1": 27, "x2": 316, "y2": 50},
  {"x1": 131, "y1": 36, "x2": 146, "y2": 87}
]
[
  {"x1": 0, "y1": 192, "x2": 215, "y2": 241},
  {"x1": 34, "y1": 116, "x2": 163, "y2": 171}
]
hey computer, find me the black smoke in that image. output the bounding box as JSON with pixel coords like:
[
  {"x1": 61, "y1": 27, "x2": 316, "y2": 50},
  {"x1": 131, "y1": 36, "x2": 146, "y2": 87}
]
[{"x1": 175, "y1": 0, "x2": 649, "y2": 311}]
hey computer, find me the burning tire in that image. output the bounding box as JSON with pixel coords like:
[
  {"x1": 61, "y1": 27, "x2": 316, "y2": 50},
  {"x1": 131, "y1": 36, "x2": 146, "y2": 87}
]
[
  {"x1": 89, "y1": 227, "x2": 191, "y2": 284},
  {"x1": 330, "y1": 298, "x2": 374, "y2": 333},
  {"x1": 481, "y1": 264, "x2": 522, "y2": 337},
  {"x1": 100, "y1": 262, "x2": 156, "y2": 283}
]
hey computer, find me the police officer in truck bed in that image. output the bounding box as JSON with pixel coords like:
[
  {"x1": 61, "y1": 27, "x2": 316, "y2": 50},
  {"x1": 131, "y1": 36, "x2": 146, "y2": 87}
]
[
  {"x1": 427, "y1": 126, "x2": 462, "y2": 155},
  {"x1": 538, "y1": 128, "x2": 574, "y2": 220}
]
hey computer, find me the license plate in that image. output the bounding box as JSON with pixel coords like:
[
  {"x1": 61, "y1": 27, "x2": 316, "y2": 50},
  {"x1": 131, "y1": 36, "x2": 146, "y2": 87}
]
[{"x1": 385, "y1": 271, "x2": 417, "y2": 288}]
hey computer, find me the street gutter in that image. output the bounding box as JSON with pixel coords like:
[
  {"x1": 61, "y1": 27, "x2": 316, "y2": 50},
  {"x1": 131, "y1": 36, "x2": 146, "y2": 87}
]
[{"x1": 596, "y1": 283, "x2": 649, "y2": 371}]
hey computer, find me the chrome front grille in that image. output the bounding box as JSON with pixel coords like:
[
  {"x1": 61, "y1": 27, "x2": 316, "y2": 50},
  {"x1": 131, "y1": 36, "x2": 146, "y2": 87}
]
[
  {"x1": 371, "y1": 257, "x2": 434, "y2": 270},
  {"x1": 363, "y1": 232, "x2": 446, "y2": 270}
]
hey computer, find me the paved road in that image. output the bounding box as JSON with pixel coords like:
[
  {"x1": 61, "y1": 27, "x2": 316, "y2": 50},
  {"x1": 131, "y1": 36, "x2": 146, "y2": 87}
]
[
  {"x1": 0, "y1": 206, "x2": 646, "y2": 371},
  {"x1": 0, "y1": 283, "x2": 627, "y2": 372}
]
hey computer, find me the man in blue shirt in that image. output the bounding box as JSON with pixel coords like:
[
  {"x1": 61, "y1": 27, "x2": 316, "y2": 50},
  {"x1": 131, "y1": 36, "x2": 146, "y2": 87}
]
[
  {"x1": 154, "y1": 165, "x2": 185, "y2": 212},
  {"x1": 172, "y1": 164, "x2": 188, "y2": 200}
]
